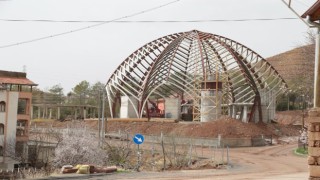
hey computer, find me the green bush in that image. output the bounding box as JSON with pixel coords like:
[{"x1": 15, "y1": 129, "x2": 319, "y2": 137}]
[{"x1": 295, "y1": 147, "x2": 308, "y2": 155}]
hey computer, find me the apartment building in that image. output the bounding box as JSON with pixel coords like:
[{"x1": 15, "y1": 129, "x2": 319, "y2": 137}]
[{"x1": 0, "y1": 70, "x2": 37, "y2": 169}]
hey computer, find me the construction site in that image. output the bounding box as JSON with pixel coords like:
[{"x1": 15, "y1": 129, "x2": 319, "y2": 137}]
[
  {"x1": 3, "y1": 0, "x2": 320, "y2": 179},
  {"x1": 25, "y1": 30, "x2": 306, "y2": 179},
  {"x1": 106, "y1": 30, "x2": 287, "y2": 124}
]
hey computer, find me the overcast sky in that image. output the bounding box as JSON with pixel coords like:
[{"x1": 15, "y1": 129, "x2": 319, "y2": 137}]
[{"x1": 0, "y1": 0, "x2": 315, "y2": 93}]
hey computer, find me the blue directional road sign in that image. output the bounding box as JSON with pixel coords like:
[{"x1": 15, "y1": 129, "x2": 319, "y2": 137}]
[{"x1": 133, "y1": 134, "x2": 144, "y2": 145}]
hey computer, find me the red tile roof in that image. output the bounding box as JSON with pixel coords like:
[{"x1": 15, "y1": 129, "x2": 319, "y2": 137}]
[
  {"x1": 0, "y1": 77, "x2": 37, "y2": 86},
  {"x1": 302, "y1": 1, "x2": 320, "y2": 21},
  {"x1": 0, "y1": 70, "x2": 37, "y2": 86}
]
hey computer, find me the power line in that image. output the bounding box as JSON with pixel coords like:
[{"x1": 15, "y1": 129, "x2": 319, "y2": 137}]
[
  {"x1": 0, "y1": 0, "x2": 180, "y2": 49},
  {"x1": 0, "y1": 17, "x2": 298, "y2": 23}
]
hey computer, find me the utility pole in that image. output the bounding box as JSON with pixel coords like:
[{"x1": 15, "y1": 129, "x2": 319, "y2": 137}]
[
  {"x1": 101, "y1": 89, "x2": 106, "y2": 141},
  {"x1": 98, "y1": 91, "x2": 101, "y2": 146},
  {"x1": 314, "y1": 27, "x2": 320, "y2": 107}
]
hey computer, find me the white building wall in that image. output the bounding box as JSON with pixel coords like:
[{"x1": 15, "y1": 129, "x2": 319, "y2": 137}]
[
  {"x1": 164, "y1": 98, "x2": 180, "y2": 119},
  {"x1": 120, "y1": 96, "x2": 138, "y2": 118},
  {"x1": 7, "y1": 92, "x2": 18, "y2": 140},
  {"x1": 0, "y1": 91, "x2": 19, "y2": 168},
  {"x1": 254, "y1": 90, "x2": 276, "y2": 123},
  {"x1": 0, "y1": 91, "x2": 18, "y2": 141}
]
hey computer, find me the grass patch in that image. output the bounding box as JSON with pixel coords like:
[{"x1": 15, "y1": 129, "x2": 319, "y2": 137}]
[
  {"x1": 32, "y1": 119, "x2": 55, "y2": 123},
  {"x1": 295, "y1": 147, "x2": 308, "y2": 156},
  {"x1": 116, "y1": 168, "x2": 131, "y2": 173}
]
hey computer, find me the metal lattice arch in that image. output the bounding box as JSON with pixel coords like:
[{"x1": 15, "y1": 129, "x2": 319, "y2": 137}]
[{"x1": 106, "y1": 30, "x2": 287, "y2": 123}]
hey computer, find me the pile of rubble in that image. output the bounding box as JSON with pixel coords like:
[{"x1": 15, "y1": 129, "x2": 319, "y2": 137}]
[{"x1": 61, "y1": 164, "x2": 117, "y2": 174}]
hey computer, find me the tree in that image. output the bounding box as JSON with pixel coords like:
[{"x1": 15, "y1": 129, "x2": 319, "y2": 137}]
[
  {"x1": 2, "y1": 127, "x2": 63, "y2": 170},
  {"x1": 48, "y1": 84, "x2": 64, "y2": 104},
  {"x1": 87, "y1": 81, "x2": 105, "y2": 106},
  {"x1": 69, "y1": 81, "x2": 90, "y2": 105},
  {"x1": 3, "y1": 136, "x2": 28, "y2": 166},
  {"x1": 72, "y1": 81, "x2": 90, "y2": 95},
  {"x1": 53, "y1": 126, "x2": 108, "y2": 167}
]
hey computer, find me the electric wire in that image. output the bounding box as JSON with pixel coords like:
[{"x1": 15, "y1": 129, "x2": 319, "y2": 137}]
[
  {"x1": 0, "y1": 17, "x2": 298, "y2": 23},
  {"x1": 0, "y1": 0, "x2": 180, "y2": 49}
]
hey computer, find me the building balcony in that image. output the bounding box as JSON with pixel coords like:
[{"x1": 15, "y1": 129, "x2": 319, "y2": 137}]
[
  {"x1": 18, "y1": 92, "x2": 32, "y2": 99},
  {"x1": 17, "y1": 114, "x2": 30, "y2": 120},
  {"x1": 16, "y1": 135, "x2": 28, "y2": 142},
  {"x1": 16, "y1": 119, "x2": 28, "y2": 141}
]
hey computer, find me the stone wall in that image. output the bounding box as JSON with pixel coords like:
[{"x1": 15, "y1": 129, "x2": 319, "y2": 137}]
[{"x1": 308, "y1": 108, "x2": 320, "y2": 179}]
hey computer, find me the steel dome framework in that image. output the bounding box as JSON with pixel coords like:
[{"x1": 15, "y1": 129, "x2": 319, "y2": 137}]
[{"x1": 106, "y1": 30, "x2": 287, "y2": 122}]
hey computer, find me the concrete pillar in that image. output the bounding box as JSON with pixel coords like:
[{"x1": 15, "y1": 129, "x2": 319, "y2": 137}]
[
  {"x1": 232, "y1": 105, "x2": 236, "y2": 119},
  {"x1": 30, "y1": 106, "x2": 33, "y2": 120},
  {"x1": 242, "y1": 105, "x2": 248, "y2": 123},
  {"x1": 164, "y1": 98, "x2": 181, "y2": 119},
  {"x1": 255, "y1": 90, "x2": 276, "y2": 123},
  {"x1": 42, "y1": 106, "x2": 45, "y2": 119},
  {"x1": 74, "y1": 108, "x2": 77, "y2": 120},
  {"x1": 307, "y1": 108, "x2": 320, "y2": 179},
  {"x1": 37, "y1": 107, "x2": 41, "y2": 119},
  {"x1": 57, "y1": 107, "x2": 61, "y2": 120},
  {"x1": 83, "y1": 107, "x2": 87, "y2": 119},
  {"x1": 45, "y1": 107, "x2": 48, "y2": 119},
  {"x1": 120, "y1": 96, "x2": 138, "y2": 118},
  {"x1": 49, "y1": 108, "x2": 52, "y2": 119}
]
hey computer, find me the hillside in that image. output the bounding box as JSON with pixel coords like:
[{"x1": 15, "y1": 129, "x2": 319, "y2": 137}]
[{"x1": 267, "y1": 44, "x2": 314, "y2": 89}]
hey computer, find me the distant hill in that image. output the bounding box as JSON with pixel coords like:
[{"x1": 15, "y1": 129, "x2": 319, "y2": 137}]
[{"x1": 267, "y1": 44, "x2": 315, "y2": 91}]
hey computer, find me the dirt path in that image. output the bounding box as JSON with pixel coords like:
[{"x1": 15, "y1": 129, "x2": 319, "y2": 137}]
[{"x1": 97, "y1": 143, "x2": 308, "y2": 180}]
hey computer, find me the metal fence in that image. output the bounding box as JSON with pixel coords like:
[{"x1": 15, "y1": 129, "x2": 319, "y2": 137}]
[{"x1": 105, "y1": 131, "x2": 273, "y2": 148}]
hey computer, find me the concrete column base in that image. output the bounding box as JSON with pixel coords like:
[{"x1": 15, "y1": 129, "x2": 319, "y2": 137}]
[{"x1": 308, "y1": 108, "x2": 320, "y2": 179}]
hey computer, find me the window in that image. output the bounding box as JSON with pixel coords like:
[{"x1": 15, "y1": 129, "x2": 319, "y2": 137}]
[
  {"x1": 0, "y1": 146, "x2": 3, "y2": 156},
  {"x1": 0, "y1": 101, "x2": 5, "y2": 112},
  {"x1": 16, "y1": 120, "x2": 27, "y2": 136},
  {"x1": 0, "y1": 123, "x2": 4, "y2": 135},
  {"x1": 18, "y1": 99, "x2": 28, "y2": 114},
  {"x1": 17, "y1": 120, "x2": 26, "y2": 128}
]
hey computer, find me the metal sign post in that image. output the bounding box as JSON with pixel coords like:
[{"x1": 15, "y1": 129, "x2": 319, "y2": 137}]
[{"x1": 133, "y1": 134, "x2": 144, "y2": 171}]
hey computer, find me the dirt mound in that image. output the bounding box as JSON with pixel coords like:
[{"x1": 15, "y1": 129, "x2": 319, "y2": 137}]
[
  {"x1": 32, "y1": 115, "x2": 300, "y2": 138},
  {"x1": 105, "y1": 118, "x2": 300, "y2": 138},
  {"x1": 275, "y1": 110, "x2": 304, "y2": 125}
]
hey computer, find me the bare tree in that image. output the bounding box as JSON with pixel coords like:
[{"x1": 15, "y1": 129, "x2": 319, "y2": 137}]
[
  {"x1": 3, "y1": 136, "x2": 28, "y2": 165},
  {"x1": 2, "y1": 127, "x2": 62, "y2": 171},
  {"x1": 53, "y1": 127, "x2": 108, "y2": 167}
]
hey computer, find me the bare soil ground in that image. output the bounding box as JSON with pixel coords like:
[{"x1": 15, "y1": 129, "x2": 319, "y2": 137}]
[
  {"x1": 67, "y1": 143, "x2": 307, "y2": 180},
  {"x1": 105, "y1": 118, "x2": 300, "y2": 138}
]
